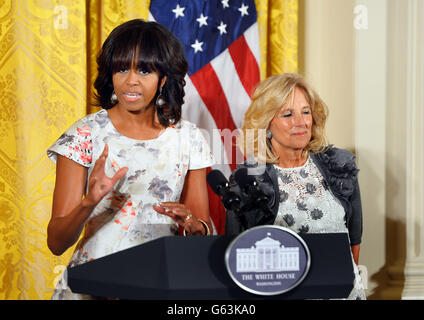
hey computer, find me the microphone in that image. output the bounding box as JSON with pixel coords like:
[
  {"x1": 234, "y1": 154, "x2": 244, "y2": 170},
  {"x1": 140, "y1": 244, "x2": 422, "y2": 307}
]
[
  {"x1": 206, "y1": 169, "x2": 242, "y2": 212},
  {"x1": 233, "y1": 167, "x2": 274, "y2": 222}
]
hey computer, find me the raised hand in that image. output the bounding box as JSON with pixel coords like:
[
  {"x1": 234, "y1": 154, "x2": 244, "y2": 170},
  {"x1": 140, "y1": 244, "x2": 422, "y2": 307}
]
[{"x1": 84, "y1": 144, "x2": 128, "y2": 207}]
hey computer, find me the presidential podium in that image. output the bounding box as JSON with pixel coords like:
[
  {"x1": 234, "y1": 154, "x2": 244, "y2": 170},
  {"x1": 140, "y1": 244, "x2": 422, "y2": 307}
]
[{"x1": 67, "y1": 233, "x2": 354, "y2": 300}]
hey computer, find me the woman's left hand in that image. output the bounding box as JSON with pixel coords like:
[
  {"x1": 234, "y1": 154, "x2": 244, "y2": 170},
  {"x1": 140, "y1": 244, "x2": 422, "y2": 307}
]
[{"x1": 153, "y1": 202, "x2": 205, "y2": 235}]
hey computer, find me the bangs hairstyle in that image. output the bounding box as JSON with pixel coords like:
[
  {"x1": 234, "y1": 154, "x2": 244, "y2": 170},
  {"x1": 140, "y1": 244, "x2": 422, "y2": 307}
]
[
  {"x1": 93, "y1": 19, "x2": 188, "y2": 127},
  {"x1": 240, "y1": 73, "x2": 329, "y2": 163}
]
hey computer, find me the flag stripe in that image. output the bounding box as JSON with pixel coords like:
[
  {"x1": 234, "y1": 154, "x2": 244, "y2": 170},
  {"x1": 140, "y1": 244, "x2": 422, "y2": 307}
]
[
  {"x1": 183, "y1": 75, "x2": 232, "y2": 178},
  {"x1": 243, "y1": 23, "x2": 261, "y2": 68},
  {"x1": 228, "y1": 34, "x2": 260, "y2": 98},
  {"x1": 189, "y1": 64, "x2": 237, "y2": 171},
  {"x1": 210, "y1": 49, "x2": 252, "y2": 129}
]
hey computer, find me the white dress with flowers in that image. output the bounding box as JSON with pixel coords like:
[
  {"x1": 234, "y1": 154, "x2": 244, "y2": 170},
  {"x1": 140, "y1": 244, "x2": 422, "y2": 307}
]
[
  {"x1": 47, "y1": 109, "x2": 215, "y2": 300},
  {"x1": 273, "y1": 158, "x2": 366, "y2": 300}
]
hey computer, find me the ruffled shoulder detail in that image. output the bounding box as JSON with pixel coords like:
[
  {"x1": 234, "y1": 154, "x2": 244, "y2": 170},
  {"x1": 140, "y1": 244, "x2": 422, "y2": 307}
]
[{"x1": 313, "y1": 146, "x2": 359, "y2": 200}]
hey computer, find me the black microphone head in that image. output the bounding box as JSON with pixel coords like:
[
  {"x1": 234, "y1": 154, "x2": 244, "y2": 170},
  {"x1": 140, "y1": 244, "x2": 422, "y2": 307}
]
[
  {"x1": 233, "y1": 167, "x2": 255, "y2": 188},
  {"x1": 207, "y1": 169, "x2": 229, "y2": 196}
]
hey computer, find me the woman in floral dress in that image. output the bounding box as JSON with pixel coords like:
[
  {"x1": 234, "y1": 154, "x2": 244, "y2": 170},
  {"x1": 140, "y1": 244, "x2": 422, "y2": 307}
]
[
  {"x1": 47, "y1": 19, "x2": 215, "y2": 299},
  {"x1": 225, "y1": 73, "x2": 366, "y2": 299}
]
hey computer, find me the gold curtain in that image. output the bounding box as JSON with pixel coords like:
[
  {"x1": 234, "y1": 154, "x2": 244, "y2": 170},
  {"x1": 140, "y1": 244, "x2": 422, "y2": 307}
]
[
  {"x1": 256, "y1": 0, "x2": 298, "y2": 78},
  {"x1": 0, "y1": 1, "x2": 88, "y2": 300},
  {"x1": 0, "y1": 0, "x2": 296, "y2": 299}
]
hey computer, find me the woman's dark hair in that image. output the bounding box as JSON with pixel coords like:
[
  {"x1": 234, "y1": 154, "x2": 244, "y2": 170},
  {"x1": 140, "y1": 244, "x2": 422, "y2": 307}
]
[{"x1": 93, "y1": 19, "x2": 188, "y2": 127}]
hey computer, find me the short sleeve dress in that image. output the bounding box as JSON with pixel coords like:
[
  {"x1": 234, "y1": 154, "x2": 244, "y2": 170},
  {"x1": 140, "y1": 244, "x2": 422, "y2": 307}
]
[
  {"x1": 47, "y1": 109, "x2": 215, "y2": 300},
  {"x1": 273, "y1": 157, "x2": 366, "y2": 300}
]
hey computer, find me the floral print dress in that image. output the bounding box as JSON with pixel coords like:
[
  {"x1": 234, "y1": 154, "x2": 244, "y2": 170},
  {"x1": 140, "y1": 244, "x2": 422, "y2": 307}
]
[
  {"x1": 273, "y1": 157, "x2": 366, "y2": 300},
  {"x1": 47, "y1": 109, "x2": 215, "y2": 299}
]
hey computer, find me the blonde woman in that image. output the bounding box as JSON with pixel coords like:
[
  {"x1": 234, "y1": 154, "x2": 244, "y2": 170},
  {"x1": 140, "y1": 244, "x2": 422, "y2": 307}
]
[{"x1": 226, "y1": 73, "x2": 366, "y2": 299}]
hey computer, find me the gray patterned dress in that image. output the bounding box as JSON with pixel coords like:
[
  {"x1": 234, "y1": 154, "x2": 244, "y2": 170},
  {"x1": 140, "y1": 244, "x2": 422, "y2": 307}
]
[
  {"x1": 273, "y1": 157, "x2": 366, "y2": 300},
  {"x1": 47, "y1": 109, "x2": 215, "y2": 299}
]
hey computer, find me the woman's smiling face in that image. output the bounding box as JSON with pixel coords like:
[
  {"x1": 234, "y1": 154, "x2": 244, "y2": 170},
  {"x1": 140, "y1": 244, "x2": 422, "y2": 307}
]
[{"x1": 269, "y1": 87, "x2": 313, "y2": 153}]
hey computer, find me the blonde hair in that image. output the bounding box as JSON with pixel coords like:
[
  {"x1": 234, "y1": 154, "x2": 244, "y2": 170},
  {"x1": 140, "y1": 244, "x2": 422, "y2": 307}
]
[{"x1": 239, "y1": 73, "x2": 329, "y2": 163}]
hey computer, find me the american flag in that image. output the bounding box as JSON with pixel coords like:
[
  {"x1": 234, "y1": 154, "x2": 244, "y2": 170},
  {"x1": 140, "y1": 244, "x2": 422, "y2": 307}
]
[{"x1": 149, "y1": 0, "x2": 260, "y2": 234}]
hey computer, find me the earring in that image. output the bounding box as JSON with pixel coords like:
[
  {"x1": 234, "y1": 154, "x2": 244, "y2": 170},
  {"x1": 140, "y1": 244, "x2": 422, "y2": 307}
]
[
  {"x1": 156, "y1": 87, "x2": 165, "y2": 107},
  {"x1": 111, "y1": 91, "x2": 118, "y2": 103},
  {"x1": 266, "y1": 129, "x2": 273, "y2": 139}
]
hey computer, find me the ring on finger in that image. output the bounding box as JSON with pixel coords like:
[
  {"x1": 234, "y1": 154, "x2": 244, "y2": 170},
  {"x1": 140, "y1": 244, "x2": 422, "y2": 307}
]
[{"x1": 185, "y1": 213, "x2": 193, "y2": 221}]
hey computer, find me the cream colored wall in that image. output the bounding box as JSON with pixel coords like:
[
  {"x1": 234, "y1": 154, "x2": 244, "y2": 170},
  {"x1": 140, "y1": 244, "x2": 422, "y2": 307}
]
[
  {"x1": 300, "y1": 0, "x2": 356, "y2": 152},
  {"x1": 353, "y1": 0, "x2": 389, "y2": 298},
  {"x1": 301, "y1": 0, "x2": 424, "y2": 300},
  {"x1": 299, "y1": 0, "x2": 401, "y2": 298}
]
